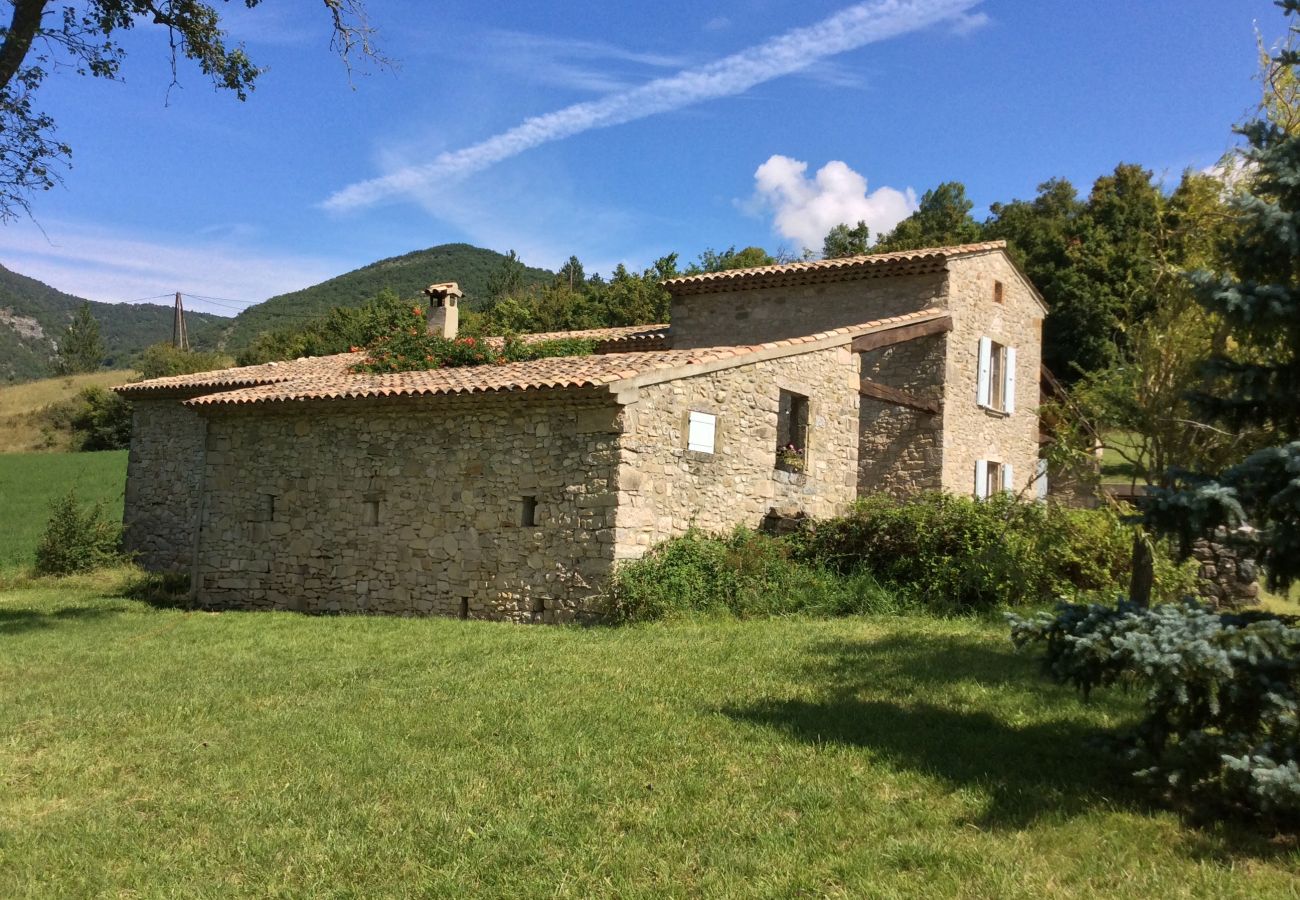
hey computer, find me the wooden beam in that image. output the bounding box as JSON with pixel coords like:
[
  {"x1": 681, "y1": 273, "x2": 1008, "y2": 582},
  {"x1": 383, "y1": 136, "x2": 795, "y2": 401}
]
[
  {"x1": 858, "y1": 378, "x2": 940, "y2": 415},
  {"x1": 851, "y1": 315, "x2": 952, "y2": 353}
]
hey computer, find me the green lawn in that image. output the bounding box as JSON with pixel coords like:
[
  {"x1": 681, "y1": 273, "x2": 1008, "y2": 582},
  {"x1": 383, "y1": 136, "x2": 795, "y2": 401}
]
[
  {"x1": 1, "y1": 575, "x2": 1295, "y2": 897},
  {"x1": 0, "y1": 450, "x2": 127, "y2": 568}
]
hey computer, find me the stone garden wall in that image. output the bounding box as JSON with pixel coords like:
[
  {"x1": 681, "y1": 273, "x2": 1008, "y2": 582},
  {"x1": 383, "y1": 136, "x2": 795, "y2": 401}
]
[
  {"x1": 123, "y1": 397, "x2": 207, "y2": 572},
  {"x1": 613, "y1": 344, "x2": 860, "y2": 560},
  {"x1": 193, "y1": 393, "x2": 624, "y2": 622}
]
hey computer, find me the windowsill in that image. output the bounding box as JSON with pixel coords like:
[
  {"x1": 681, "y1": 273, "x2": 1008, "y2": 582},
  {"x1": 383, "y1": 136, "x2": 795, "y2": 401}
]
[
  {"x1": 979, "y1": 405, "x2": 1011, "y2": 419},
  {"x1": 683, "y1": 449, "x2": 717, "y2": 461}
]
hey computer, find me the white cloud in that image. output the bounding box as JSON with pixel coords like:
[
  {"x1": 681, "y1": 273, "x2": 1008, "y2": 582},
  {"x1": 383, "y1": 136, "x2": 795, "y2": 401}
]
[
  {"x1": 325, "y1": 0, "x2": 983, "y2": 212},
  {"x1": 474, "y1": 31, "x2": 685, "y2": 93},
  {"x1": 751, "y1": 155, "x2": 918, "y2": 251},
  {"x1": 0, "y1": 219, "x2": 342, "y2": 314}
]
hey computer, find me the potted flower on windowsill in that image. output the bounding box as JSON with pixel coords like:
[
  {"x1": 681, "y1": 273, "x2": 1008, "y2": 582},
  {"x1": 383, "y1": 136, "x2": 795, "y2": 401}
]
[{"x1": 778, "y1": 443, "x2": 806, "y2": 473}]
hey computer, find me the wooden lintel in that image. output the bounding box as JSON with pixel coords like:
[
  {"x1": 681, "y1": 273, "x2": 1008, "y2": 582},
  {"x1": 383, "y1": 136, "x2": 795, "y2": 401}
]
[
  {"x1": 858, "y1": 378, "x2": 940, "y2": 415},
  {"x1": 851, "y1": 315, "x2": 952, "y2": 353}
]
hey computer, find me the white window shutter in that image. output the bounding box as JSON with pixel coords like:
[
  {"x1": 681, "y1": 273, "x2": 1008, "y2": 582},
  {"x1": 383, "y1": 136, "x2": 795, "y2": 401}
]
[
  {"x1": 1035, "y1": 458, "x2": 1049, "y2": 501},
  {"x1": 1004, "y1": 346, "x2": 1017, "y2": 414},
  {"x1": 687, "y1": 411, "x2": 716, "y2": 453},
  {"x1": 976, "y1": 337, "x2": 992, "y2": 407},
  {"x1": 974, "y1": 460, "x2": 989, "y2": 499},
  {"x1": 1002, "y1": 462, "x2": 1014, "y2": 493}
]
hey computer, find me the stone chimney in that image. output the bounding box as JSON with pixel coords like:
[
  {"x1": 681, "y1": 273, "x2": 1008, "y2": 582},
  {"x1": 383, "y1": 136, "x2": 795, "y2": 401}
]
[{"x1": 423, "y1": 282, "x2": 462, "y2": 339}]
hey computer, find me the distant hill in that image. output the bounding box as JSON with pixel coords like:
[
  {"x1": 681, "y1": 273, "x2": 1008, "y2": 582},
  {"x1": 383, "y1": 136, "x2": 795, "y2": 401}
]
[
  {"x1": 222, "y1": 243, "x2": 554, "y2": 349},
  {"x1": 0, "y1": 265, "x2": 225, "y2": 383}
]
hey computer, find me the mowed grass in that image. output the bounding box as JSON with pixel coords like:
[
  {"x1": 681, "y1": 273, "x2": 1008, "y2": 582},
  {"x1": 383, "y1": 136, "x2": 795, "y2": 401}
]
[
  {"x1": 0, "y1": 451, "x2": 127, "y2": 568},
  {"x1": 0, "y1": 370, "x2": 134, "y2": 452},
  {"x1": 1, "y1": 576, "x2": 1296, "y2": 898}
]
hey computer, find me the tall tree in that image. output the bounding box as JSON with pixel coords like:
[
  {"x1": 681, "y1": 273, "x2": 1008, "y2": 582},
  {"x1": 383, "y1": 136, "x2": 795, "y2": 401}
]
[
  {"x1": 875, "y1": 181, "x2": 983, "y2": 252},
  {"x1": 54, "y1": 302, "x2": 104, "y2": 374},
  {"x1": 557, "y1": 256, "x2": 586, "y2": 291},
  {"x1": 1146, "y1": 7, "x2": 1300, "y2": 589},
  {"x1": 822, "y1": 220, "x2": 871, "y2": 259},
  {"x1": 486, "y1": 250, "x2": 527, "y2": 303},
  {"x1": 686, "y1": 246, "x2": 775, "y2": 274},
  {"x1": 0, "y1": 1, "x2": 382, "y2": 219}
]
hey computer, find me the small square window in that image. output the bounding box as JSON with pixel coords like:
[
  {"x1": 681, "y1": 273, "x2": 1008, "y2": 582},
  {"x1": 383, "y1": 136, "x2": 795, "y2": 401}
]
[{"x1": 687, "y1": 411, "x2": 717, "y2": 454}]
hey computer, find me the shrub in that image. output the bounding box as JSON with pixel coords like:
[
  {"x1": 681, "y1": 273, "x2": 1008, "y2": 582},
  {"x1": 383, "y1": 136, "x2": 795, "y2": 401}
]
[
  {"x1": 133, "y1": 343, "x2": 234, "y2": 380},
  {"x1": 349, "y1": 307, "x2": 596, "y2": 373},
  {"x1": 602, "y1": 527, "x2": 905, "y2": 623},
  {"x1": 34, "y1": 489, "x2": 124, "y2": 576},
  {"x1": 795, "y1": 493, "x2": 1195, "y2": 612},
  {"x1": 1009, "y1": 601, "x2": 1300, "y2": 822}
]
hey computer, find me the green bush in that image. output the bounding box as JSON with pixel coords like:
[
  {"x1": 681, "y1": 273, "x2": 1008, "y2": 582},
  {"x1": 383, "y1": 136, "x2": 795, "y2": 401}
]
[
  {"x1": 133, "y1": 343, "x2": 234, "y2": 380},
  {"x1": 602, "y1": 527, "x2": 906, "y2": 623},
  {"x1": 34, "y1": 489, "x2": 124, "y2": 576},
  {"x1": 1010, "y1": 601, "x2": 1300, "y2": 823},
  {"x1": 348, "y1": 308, "x2": 596, "y2": 373},
  {"x1": 794, "y1": 493, "x2": 1195, "y2": 612},
  {"x1": 38, "y1": 386, "x2": 134, "y2": 451}
]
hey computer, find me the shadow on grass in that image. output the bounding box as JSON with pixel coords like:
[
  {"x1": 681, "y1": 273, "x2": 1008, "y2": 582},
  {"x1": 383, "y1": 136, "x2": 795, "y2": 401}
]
[
  {"x1": 721, "y1": 630, "x2": 1294, "y2": 857},
  {"x1": 0, "y1": 605, "x2": 118, "y2": 635}
]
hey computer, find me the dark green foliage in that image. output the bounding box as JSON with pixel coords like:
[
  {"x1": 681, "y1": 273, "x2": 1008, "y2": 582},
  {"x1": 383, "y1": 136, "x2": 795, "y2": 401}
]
[
  {"x1": 1009, "y1": 601, "x2": 1300, "y2": 822},
  {"x1": 822, "y1": 221, "x2": 872, "y2": 259},
  {"x1": 53, "y1": 303, "x2": 105, "y2": 375},
  {"x1": 348, "y1": 310, "x2": 596, "y2": 373},
  {"x1": 602, "y1": 527, "x2": 904, "y2": 623},
  {"x1": 797, "y1": 493, "x2": 1195, "y2": 612},
  {"x1": 234, "y1": 290, "x2": 418, "y2": 365},
  {"x1": 876, "y1": 182, "x2": 983, "y2": 252},
  {"x1": 132, "y1": 343, "x2": 234, "y2": 380},
  {"x1": 0, "y1": 264, "x2": 224, "y2": 382},
  {"x1": 1144, "y1": 14, "x2": 1300, "y2": 590},
  {"x1": 66, "y1": 386, "x2": 132, "y2": 451},
  {"x1": 33, "y1": 488, "x2": 123, "y2": 576},
  {"x1": 685, "y1": 246, "x2": 777, "y2": 274},
  {"x1": 223, "y1": 244, "x2": 554, "y2": 349}
]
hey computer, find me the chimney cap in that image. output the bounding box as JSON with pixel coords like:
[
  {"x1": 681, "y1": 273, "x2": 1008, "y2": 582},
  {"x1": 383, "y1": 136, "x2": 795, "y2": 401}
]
[{"x1": 423, "y1": 282, "x2": 463, "y2": 300}]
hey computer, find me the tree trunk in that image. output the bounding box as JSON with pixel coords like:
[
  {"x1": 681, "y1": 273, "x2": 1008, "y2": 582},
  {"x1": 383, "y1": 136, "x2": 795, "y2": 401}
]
[
  {"x1": 0, "y1": 0, "x2": 49, "y2": 95},
  {"x1": 1129, "y1": 530, "x2": 1154, "y2": 609}
]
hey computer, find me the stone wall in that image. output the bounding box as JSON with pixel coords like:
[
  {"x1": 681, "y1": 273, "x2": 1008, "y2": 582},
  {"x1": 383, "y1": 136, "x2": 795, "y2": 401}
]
[
  {"x1": 123, "y1": 396, "x2": 208, "y2": 572},
  {"x1": 1192, "y1": 533, "x2": 1261, "y2": 609},
  {"x1": 939, "y1": 255, "x2": 1045, "y2": 497},
  {"x1": 613, "y1": 345, "x2": 860, "y2": 559},
  {"x1": 857, "y1": 333, "x2": 946, "y2": 496},
  {"x1": 192, "y1": 393, "x2": 624, "y2": 622},
  {"x1": 668, "y1": 272, "x2": 945, "y2": 349}
]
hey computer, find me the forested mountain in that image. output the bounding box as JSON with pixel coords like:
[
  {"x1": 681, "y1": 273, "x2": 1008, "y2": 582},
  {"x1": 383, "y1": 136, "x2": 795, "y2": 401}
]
[
  {"x1": 0, "y1": 265, "x2": 224, "y2": 383},
  {"x1": 221, "y1": 244, "x2": 554, "y2": 350}
]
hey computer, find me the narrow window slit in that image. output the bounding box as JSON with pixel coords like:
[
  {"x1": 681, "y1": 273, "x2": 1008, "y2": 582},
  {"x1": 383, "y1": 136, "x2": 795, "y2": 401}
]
[{"x1": 521, "y1": 495, "x2": 539, "y2": 527}]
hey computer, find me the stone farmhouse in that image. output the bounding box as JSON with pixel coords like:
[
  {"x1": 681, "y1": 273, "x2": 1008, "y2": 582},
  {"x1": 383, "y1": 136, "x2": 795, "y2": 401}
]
[{"x1": 117, "y1": 240, "x2": 1046, "y2": 622}]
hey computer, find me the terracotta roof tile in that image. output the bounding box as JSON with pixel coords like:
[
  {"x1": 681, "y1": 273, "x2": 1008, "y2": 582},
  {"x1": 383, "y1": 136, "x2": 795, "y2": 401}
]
[
  {"x1": 183, "y1": 308, "x2": 945, "y2": 409},
  {"x1": 116, "y1": 324, "x2": 670, "y2": 397},
  {"x1": 663, "y1": 240, "x2": 1008, "y2": 295}
]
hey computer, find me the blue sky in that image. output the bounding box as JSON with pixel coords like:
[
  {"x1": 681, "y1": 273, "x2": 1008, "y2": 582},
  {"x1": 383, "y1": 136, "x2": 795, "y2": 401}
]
[{"x1": 0, "y1": 0, "x2": 1281, "y2": 315}]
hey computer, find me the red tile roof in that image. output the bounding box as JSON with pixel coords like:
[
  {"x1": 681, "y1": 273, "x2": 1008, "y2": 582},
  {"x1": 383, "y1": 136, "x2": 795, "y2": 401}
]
[
  {"x1": 181, "y1": 309, "x2": 945, "y2": 408},
  {"x1": 662, "y1": 241, "x2": 1009, "y2": 295}
]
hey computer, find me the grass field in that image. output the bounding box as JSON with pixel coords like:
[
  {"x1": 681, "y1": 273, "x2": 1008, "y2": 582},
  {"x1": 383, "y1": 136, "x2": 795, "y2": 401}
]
[
  {"x1": 0, "y1": 370, "x2": 135, "y2": 452},
  {"x1": 0, "y1": 573, "x2": 1296, "y2": 898},
  {"x1": 0, "y1": 451, "x2": 128, "y2": 569}
]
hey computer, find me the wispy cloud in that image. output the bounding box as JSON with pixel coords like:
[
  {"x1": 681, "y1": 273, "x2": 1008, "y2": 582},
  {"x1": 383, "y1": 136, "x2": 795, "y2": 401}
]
[
  {"x1": 325, "y1": 0, "x2": 983, "y2": 212},
  {"x1": 477, "y1": 31, "x2": 685, "y2": 93},
  {"x1": 0, "y1": 219, "x2": 341, "y2": 314},
  {"x1": 751, "y1": 155, "x2": 918, "y2": 251}
]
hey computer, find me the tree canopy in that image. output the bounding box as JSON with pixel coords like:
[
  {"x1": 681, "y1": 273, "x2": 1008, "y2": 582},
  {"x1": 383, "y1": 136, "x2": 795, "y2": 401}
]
[
  {"x1": 54, "y1": 302, "x2": 104, "y2": 374},
  {"x1": 0, "y1": 0, "x2": 380, "y2": 219}
]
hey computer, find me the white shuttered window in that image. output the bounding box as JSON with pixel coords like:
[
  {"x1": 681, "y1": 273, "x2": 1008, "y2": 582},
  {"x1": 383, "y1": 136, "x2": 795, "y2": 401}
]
[
  {"x1": 687, "y1": 412, "x2": 717, "y2": 454},
  {"x1": 977, "y1": 337, "x2": 1017, "y2": 414}
]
